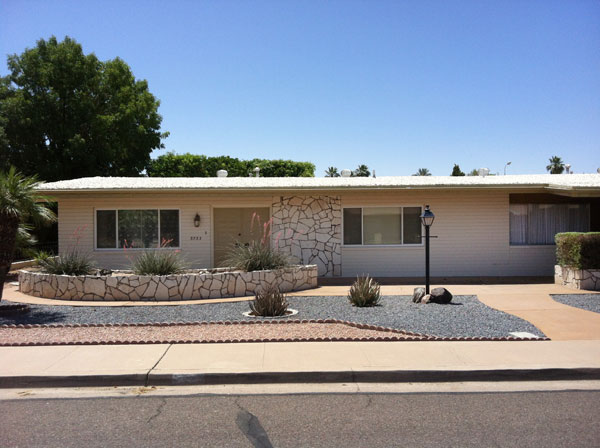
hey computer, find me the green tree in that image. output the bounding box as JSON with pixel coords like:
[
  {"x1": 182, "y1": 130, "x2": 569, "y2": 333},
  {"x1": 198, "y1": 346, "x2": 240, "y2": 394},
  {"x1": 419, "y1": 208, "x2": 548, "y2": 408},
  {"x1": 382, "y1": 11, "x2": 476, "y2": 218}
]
[
  {"x1": 451, "y1": 164, "x2": 465, "y2": 176},
  {"x1": 147, "y1": 153, "x2": 315, "y2": 177},
  {"x1": 0, "y1": 167, "x2": 55, "y2": 300},
  {"x1": 0, "y1": 36, "x2": 168, "y2": 181},
  {"x1": 467, "y1": 169, "x2": 479, "y2": 176},
  {"x1": 546, "y1": 156, "x2": 565, "y2": 174},
  {"x1": 353, "y1": 164, "x2": 371, "y2": 177},
  {"x1": 325, "y1": 167, "x2": 340, "y2": 177},
  {"x1": 413, "y1": 168, "x2": 431, "y2": 176}
]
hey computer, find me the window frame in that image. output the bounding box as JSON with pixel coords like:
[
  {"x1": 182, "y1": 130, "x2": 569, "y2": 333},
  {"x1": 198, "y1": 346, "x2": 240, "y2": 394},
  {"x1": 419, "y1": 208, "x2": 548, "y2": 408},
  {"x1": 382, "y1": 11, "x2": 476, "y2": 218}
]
[
  {"x1": 342, "y1": 205, "x2": 424, "y2": 248},
  {"x1": 94, "y1": 207, "x2": 182, "y2": 251}
]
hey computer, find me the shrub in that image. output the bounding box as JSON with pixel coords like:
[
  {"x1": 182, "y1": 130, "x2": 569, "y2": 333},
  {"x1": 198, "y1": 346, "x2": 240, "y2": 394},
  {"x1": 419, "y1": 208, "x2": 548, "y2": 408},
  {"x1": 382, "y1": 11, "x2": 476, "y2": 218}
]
[
  {"x1": 347, "y1": 275, "x2": 381, "y2": 307},
  {"x1": 131, "y1": 250, "x2": 187, "y2": 275},
  {"x1": 33, "y1": 250, "x2": 52, "y2": 264},
  {"x1": 556, "y1": 232, "x2": 600, "y2": 269},
  {"x1": 222, "y1": 240, "x2": 292, "y2": 272},
  {"x1": 38, "y1": 251, "x2": 96, "y2": 275},
  {"x1": 250, "y1": 285, "x2": 289, "y2": 317}
]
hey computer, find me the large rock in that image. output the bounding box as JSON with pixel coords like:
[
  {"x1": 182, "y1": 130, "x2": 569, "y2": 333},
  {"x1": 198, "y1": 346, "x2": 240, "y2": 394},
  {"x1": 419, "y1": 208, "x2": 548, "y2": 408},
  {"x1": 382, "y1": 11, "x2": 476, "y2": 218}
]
[
  {"x1": 429, "y1": 287, "x2": 453, "y2": 304},
  {"x1": 412, "y1": 287, "x2": 426, "y2": 303}
]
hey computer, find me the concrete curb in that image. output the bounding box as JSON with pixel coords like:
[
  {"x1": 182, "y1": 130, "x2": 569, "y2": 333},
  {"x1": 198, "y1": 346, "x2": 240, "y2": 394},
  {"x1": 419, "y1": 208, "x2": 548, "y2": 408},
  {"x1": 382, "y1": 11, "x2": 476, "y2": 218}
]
[{"x1": 2, "y1": 368, "x2": 600, "y2": 388}]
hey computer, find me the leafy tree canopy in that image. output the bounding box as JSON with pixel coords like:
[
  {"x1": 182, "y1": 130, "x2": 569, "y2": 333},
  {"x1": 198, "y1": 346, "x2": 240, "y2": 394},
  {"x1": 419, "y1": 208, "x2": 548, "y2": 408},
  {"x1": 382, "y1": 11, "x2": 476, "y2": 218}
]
[
  {"x1": 451, "y1": 164, "x2": 465, "y2": 176},
  {"x1": 146, "y1": 152, "x2": 315, "y2": 177},
  {"x1": 0, "y1": 36, "x2": 168, "y2": 181}
]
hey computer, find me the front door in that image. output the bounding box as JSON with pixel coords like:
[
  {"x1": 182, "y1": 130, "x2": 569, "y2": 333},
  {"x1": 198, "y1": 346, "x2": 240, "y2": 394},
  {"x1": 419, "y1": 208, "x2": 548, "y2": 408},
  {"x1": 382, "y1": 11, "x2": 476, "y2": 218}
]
[{"x1": 213, "y1": 207, "x2": 270, "y2": 267}]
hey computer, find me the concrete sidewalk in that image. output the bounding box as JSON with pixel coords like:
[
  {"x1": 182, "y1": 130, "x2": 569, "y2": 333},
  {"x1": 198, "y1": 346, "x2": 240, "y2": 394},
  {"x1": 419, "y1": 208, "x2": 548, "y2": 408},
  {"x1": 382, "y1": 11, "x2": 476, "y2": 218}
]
[{"x1": 2, "y1": 340, "x2": 600, "y2": 388}]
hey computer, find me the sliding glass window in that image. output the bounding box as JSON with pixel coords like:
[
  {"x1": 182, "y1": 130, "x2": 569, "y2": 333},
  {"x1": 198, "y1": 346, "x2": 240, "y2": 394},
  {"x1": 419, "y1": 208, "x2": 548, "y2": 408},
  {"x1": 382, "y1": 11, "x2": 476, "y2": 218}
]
[
  {"x1": 96, "y1": 209, "x2": 180, "y2": 249},
  {"x1": 343, "y1": 207, "x2": 423, "y2": 246}
]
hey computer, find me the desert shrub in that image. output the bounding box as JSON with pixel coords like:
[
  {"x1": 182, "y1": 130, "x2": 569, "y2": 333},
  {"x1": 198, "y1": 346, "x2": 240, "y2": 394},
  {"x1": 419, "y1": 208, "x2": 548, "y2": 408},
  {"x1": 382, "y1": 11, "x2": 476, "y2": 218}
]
[
  {"x1": 250, "y1": 285, "x2": 289, "y2": 317},
  {"x1": 556, "y1": 232, "x2": 600, "y2": 269},
  {"x1": 222, "y1": 240, "x2": 292, "y2": 272},
  {"x1": 131, "y1": 250, "x2": 187, "y2": 275},
  {"x1": 33, "y1": 250, "x2": 52, "y2": 264},
  {"x1": 347, "y1": 275, "x2": 381, "y2": 307},
  {"x1": 38, "y1": 251, "x2": 96, "y2": 275}
]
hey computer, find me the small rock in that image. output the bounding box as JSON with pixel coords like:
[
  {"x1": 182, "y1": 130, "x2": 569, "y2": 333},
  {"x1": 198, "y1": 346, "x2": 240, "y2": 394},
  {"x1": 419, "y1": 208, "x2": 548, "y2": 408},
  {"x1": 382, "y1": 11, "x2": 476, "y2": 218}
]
[
  {"x1": 421, "y1": 294, "x2": 431, "y2": 304},
  {"x1": 412, "y1": 287, "x2": 426, "y2": 303},
  {"x1": 429, "y1": 287, "x2": 453, "y2": 304}
]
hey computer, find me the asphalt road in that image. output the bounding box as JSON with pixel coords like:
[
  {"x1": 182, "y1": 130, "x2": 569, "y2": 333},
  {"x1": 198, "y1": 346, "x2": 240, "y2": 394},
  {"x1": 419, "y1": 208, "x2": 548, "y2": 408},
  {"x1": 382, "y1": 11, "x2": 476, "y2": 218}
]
[{"x1": 2, "y1": 391, "x2": 599, "y2": 447}]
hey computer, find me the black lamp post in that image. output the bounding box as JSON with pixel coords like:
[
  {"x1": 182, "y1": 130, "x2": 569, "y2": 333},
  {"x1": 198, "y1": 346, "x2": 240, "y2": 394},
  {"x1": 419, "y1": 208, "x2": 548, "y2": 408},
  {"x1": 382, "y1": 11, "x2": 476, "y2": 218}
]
[{"x1": 420, "y1": 205, "x2": 435, "y2": 294}]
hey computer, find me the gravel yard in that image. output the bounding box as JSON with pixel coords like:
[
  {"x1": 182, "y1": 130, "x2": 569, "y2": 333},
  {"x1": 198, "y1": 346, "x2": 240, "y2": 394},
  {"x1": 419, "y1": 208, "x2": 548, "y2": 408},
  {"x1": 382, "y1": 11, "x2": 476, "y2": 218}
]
[
  {"x1": 0, "y1": 295, "x2": 545, "y2": 339},
  {"x1": 551, "y1": 294, "x2": 600, "y2": 314}
]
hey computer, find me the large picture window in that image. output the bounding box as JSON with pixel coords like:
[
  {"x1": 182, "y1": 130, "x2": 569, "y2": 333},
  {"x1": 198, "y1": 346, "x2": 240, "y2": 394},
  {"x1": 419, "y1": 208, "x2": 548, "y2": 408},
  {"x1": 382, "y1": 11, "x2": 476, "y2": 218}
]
[
  {"x1": 343, "y1": 206, "x2": 422, "y2": 246},
  {"x1": 509, "y1": 203, "x2": 589, "y2": 245},
  {"x1": 96, "y1": 209, "x2": 180, "y2": 249}
]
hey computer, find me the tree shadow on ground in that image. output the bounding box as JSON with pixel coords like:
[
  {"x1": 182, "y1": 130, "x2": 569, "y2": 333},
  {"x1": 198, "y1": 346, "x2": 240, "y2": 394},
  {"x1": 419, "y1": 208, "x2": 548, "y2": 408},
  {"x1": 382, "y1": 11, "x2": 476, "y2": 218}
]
[{"x1": 0, "y1": 307, "x2": 69, "y2": 325}]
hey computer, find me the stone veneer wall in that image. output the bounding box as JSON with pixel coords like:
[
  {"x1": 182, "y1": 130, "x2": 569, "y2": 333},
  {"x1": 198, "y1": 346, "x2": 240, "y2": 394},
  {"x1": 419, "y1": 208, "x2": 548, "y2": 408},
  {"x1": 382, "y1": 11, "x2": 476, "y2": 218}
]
[
  {"x1": 555, "y1": 265, "x2": 600, "y2": 291},
  {"x1": 19, "y1": 265, "x2": 317, "y2": 301},
  {"x1": 271, "y1": 195, "x2": 342, "y2": 277}
]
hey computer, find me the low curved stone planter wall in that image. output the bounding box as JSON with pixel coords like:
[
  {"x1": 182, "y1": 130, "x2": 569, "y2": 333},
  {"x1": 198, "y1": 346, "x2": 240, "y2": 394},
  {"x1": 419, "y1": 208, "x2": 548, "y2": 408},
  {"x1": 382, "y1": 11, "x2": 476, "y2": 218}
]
[
  {"x1": 18, "y1": 265, "x2": 318, "y2": 301},
  {"x1": 555, "y1": 265, "x2": 600, "y2": 291}
]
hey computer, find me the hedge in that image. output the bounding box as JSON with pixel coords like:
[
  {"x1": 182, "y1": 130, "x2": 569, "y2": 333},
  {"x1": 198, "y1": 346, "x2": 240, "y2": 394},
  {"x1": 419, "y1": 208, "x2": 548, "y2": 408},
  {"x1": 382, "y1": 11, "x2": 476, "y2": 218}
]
[
  {"x1": 147, "y1": 152, "x2": 315, "y2": 177},
  {"x1": 555, "y1": 232, "x2": 600, "y2": 269}
]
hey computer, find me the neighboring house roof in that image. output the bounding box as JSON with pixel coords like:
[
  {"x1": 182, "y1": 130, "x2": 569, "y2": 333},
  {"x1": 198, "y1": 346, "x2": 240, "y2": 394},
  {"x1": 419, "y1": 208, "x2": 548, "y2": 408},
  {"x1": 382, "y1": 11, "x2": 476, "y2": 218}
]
[{"x1": 36, "y1": 174, "x2": 600, "y2": 194}]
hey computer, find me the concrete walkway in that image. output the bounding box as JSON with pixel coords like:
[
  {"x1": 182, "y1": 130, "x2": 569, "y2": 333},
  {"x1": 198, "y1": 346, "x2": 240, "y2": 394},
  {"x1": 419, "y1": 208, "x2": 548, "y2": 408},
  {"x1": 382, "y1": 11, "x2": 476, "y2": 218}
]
[
  {"x1": 1, "y1": 340, "x2": 600, "y2": 388},
  {"x1": 4, "y1": 282, "x2": 600, "y2": 340}
]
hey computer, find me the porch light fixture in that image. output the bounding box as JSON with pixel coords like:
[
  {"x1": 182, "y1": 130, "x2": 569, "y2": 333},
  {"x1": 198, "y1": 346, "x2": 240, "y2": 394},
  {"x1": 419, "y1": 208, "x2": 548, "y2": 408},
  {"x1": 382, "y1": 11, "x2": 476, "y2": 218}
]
[
  {"x1": 420, "y1": 205, "x2": 435, "y2": 294},
  {"x1": 194, "y1": 213, "x2": 201, "y2": 227}
]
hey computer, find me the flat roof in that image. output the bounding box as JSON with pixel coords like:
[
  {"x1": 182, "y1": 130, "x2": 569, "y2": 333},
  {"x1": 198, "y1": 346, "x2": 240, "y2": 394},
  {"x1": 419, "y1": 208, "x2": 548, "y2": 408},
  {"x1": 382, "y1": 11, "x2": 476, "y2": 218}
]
[{"x1": 36, "y1": 173, "x2": 600, "y2": 193}]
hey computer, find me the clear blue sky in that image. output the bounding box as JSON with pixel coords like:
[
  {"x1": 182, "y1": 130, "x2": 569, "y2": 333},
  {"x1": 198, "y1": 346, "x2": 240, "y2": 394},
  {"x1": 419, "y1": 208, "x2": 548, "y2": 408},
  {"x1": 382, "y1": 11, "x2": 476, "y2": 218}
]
[{"x1": 1, "y1": 0, "x2": 599, "y2": 176}]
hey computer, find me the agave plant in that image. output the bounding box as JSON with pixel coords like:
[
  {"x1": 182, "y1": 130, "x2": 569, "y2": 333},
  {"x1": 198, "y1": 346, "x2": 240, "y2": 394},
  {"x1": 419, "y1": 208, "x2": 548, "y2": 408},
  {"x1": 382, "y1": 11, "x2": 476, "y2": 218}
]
[
  {"x1": 347, "y1": 275, "x2": 381, "y2": 307},
  {"x1": 250, "y1": 284, "x2": 289, "y2": 317}
]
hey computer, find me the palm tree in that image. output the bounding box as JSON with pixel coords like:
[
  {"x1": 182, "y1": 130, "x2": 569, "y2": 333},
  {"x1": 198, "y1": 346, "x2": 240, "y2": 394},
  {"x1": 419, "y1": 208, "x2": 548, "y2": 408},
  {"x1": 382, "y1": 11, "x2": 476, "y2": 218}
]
[
  {"x1": 413, "y1": 168, "x2": 431, "y2": 176},
  {"x1": 0, "y1": 167, "x2": 55, "y2": 300},
  {"x1": 324, "y1": 167, "x2": 340, "y2": 177},
  {"x1": 546, "y1": 156, "x2": 565, "y2": 174},
  {"x1": 353, "y1": 164, "x2": 371, "y2": 177}
]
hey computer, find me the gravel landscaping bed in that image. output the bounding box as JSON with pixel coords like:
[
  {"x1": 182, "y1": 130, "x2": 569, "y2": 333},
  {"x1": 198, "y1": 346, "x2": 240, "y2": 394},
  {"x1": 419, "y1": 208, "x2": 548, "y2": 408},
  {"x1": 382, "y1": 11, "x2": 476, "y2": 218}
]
[
  {"x1": 551, "y1": 294, "x2": 600, "y2": 314},
  {"x1": 0, "y1": 295, "x2": 545, "y2": 339}
]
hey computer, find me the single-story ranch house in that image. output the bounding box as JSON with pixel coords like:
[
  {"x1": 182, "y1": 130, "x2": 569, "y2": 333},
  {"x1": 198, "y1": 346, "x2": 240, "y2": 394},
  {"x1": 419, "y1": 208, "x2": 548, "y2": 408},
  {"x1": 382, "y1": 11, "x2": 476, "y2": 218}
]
[{"x1": 37, "y1": 174, "x2": 600, "y2": 278}]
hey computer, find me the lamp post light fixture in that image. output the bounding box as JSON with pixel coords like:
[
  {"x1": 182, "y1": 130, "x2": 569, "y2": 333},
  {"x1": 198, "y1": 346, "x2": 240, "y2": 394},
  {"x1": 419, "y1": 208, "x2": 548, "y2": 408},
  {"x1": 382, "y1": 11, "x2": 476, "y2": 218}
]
[
  {"x1": 420, "y1": 205, "x2": 435, "y2": 294},
  {"x1": 504, "y1": 161, "x2": 512, "y2": 175}
]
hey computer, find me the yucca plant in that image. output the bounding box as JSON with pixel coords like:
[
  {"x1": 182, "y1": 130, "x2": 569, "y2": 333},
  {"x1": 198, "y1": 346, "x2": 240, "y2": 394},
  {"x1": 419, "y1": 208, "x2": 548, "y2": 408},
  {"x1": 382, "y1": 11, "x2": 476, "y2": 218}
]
[
  {"x1": 131, "y1": 250, "x2": 187, "y2": 275},
  {"x1": 347, "y1": 275, "x2": 381, "y2": 307},
  {"x1": 249, "y1": 284, "x2": 289, "y2": 317},
  {"x1": 38, "y1": 251, "x2": 96, "y2": 276},
  {"x1": 222, "y1": 240, "x2": 292, "y2": 272}
]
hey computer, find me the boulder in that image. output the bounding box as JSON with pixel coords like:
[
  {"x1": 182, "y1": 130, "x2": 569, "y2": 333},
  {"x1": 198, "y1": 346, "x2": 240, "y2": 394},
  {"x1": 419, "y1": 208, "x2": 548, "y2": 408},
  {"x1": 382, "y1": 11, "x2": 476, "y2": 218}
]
[
  {"x1": 412, "y1": 287, "x2": 426, "y2": 303},
  {"x1": 429, "y1": 287, "x2": 453, "y2": 304},
  {"x1": 421, "y1": 294, "x2": 431, "y2": 304}
]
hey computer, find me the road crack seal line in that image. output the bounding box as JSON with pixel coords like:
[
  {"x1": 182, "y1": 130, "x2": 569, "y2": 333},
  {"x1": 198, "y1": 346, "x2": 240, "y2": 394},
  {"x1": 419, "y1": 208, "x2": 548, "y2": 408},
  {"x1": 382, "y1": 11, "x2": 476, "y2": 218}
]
[
  {"x1": 234, "y1": 396, "x2": 274, "y2": 448},
  {"x1": 146, "y1": 396, "x2": 167, "y2": 424}
]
